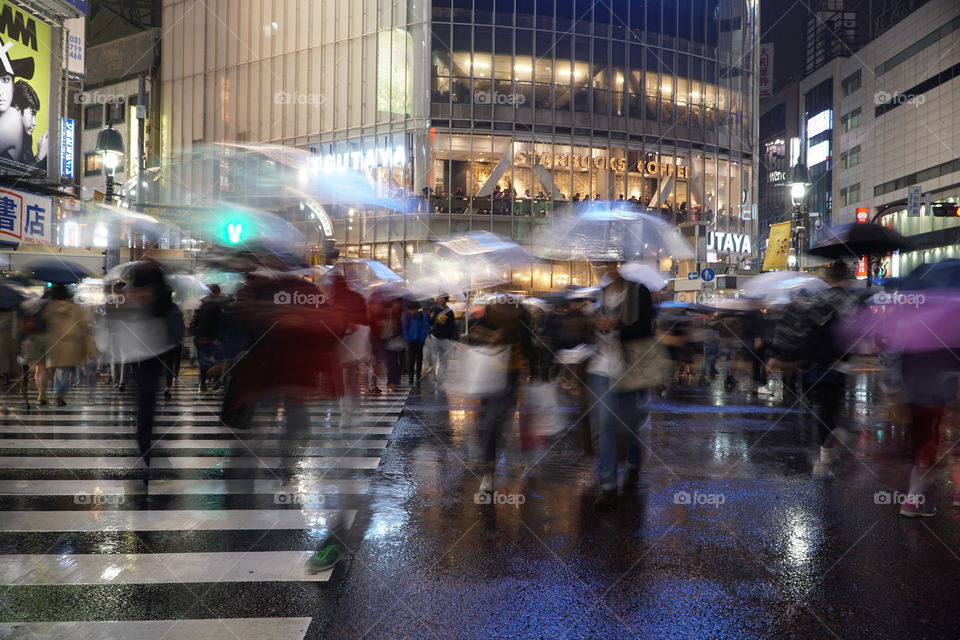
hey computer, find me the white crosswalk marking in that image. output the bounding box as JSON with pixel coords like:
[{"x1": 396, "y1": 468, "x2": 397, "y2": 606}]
[{"x1": 0, "y1": 378, "x2": 408, "y2": 634}]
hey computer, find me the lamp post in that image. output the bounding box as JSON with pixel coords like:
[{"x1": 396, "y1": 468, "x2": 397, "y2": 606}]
[
  {"x1": 95, "y1": 126, "x2": 125, "y2": 203},
  {"x1": 96, "y1": 126, "x2": 126, "y2": 270},
  {"x1": 788, "y1": 162, "x2": 810, "y2": 271}
]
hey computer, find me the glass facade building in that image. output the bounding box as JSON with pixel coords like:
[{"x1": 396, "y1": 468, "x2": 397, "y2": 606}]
[{"x1": 161, "y1": 0, "x2": 759, "y2": 291}]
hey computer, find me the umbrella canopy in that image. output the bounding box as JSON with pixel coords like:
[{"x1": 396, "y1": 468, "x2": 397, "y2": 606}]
[
  {"x1": 25, "y1": 259, "x2": 92, "y2": 284},
  {"x1": 0, "y1": 282, "x2": 36, "y2": 309},
  {"x1": 521, "y1": 297, "x2": 552, "y2": 312},
  {"x1": 618, "y1": 262, "x2": 669, "y2": 291},
  {"x1": 837, "y1": 290, "x2": 960, "y2": 354},
  {"x1": 169, "y1": 275, "x2": 211, "y2": 309},
  {"x1": 898, "y1": 259, "x2": 960, "y2": 290},
  {"x1": 436, "y1": 231, "x2": 535, "y2": 289},
  {"x1": 807, "y1": 222, "x2": 912, "y2": 259},
  {"x1": 103, "y1": 261, "x2": 143, "y2": 284},
  {"x1": 330, "y1": 259, "x2": 403, "y2": 294},
  {"x1": 532, "y1": 207, "x2": 695, "y2": 262},
  {"x1": 742, "y1": 271, "x2": 828, "y2": 299},
  {"x1": 566, "y1": 286, "x2": 601, "y2": 300},
  {"x1": 407, "y1": 276, "x2": 466, "y2": 301}
]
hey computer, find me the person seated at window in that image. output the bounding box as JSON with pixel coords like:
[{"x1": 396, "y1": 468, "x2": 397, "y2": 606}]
[
  {"x1": 593, "y1": 193, "x2": 602, "y2": 201},
  {"x1": 536, "y1": 190, "x2": 546, "y2": 199},
  {"x1": 618, "y1": 194, "x2": 625, "y2": 201},
  {"x1": 524, "y1": 189, "x2": 532, "y2": 199},
  {"x1": 559, "y1": 193, "x2": 567, "y2": 200},
  {"x1": 454, "y1": 186, "x2": 465, "y2": 197},
  {"x1": 573, "y1": 193, "x2": 582, "y2": 202}
]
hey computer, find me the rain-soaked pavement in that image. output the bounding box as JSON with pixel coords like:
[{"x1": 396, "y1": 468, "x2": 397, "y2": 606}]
[{"x1": 2, "y1": 370, "x2": 960, "y2": 639}]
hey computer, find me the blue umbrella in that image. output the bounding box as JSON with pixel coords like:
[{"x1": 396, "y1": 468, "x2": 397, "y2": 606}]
[
  {"x1": 899, "y1": 259, "x2": 960, "y2": 290},
  {"x1": 0, "y1": 282, "x2": 36, "y2": 309},
  {"x1": 25, "y1": 259, "x2": 92, "y2": 284}
]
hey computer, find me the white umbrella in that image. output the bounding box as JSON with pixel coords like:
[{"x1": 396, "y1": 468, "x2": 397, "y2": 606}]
[
  {"x1": 742, "y1": 271, "x2": 828, "y2": 299},
  {"x1": 618, "y1": 262, "x2": 669, "y2": 291},
  {"x1": 329, "y1": 259, "x2": 403, "y2": 293},
  {"x1": 532, "y1": 206, "x2": 695, "y2": 262}
]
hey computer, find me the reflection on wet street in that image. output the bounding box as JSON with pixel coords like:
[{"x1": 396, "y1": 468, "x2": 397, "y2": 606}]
[{"x1": 326, "y1": 371, "x2": 960, "y2": 640}]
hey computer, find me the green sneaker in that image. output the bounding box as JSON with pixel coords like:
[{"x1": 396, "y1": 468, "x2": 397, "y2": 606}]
[{"x1": 307, "y1": 542, "x2": 343, "y2": 573}]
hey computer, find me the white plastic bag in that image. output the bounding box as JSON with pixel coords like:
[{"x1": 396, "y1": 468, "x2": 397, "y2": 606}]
[
  {"x1": 340, "y1": 325, "x2": 371, "y2": 364},
  {"x1": 445, "y1": 343, "x2": 508, "y2": 397},
  {"x1": 525, "y1": 382, "x2": 564, "y2": 437}
]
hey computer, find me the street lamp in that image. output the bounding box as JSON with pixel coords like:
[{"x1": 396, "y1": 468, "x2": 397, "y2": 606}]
[
  {"x1": 787, "y1": 162, "x2": 810, "y2": 271},
  {"x1": 95, "y1": 126, "x2": 125, "y2": 203}
]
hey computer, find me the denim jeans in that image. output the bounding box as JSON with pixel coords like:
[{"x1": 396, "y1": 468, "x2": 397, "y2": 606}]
[
  {"x1": 53, "y1": 367, "x2": 75, "y2": 398},
  {"x1": 587, "y1": 374, "x2": 649, "y2": 490}
]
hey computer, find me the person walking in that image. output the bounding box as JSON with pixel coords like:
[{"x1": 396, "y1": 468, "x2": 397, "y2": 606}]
[
  {"x1": 586, "y1": 262, "x2": 658, "y2": 510},
  {"x1": 769, "y1": 261, "x2": 859, "y2": 478},
  {"x1": 39, "y1": 285, "x2": 96, "y2": 406},
  {"x1": 190, "y1": 284, "x2": 230, "y2": 392},
  {"x1": 464, "y1": 298, "x2": 534, "y2": 496},
  {"x1": 371, "y1": 297, "x2": 404, "y2": 392},
  {"x1": 402, "y1": 301, "x2": 429, "y2": 385},
  {"x1": 327, "y1": 274, "x2": 368, "y2": 424},
  {"x1": 429, "y1": 295, "x2": 459, "y2": 381}
]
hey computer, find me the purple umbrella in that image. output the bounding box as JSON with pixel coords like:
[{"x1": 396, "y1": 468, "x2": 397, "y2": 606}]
[{"x1": 836, "y1": 289, "x2": 960, "y2": 354}]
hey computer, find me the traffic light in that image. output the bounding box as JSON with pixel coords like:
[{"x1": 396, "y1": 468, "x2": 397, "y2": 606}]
[{"x1": 931, "y1": 203, "x2": 960, "y2": 217}]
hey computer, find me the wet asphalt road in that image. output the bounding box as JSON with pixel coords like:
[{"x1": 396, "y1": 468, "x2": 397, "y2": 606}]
[
  {"x1": 323, "y1": 376, "x2": 960, "y2": 640},
  {"x1": 2, "y1": 373, "x2": 960, "y2": 639}
]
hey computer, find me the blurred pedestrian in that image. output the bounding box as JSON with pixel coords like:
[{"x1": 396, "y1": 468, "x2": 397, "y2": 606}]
[
  {"x1": 372, "y1": 297, "x2": 404, "y2": 392},
  {"x1": 190, "y1": 284, "x2": 230, "y2": 392},
  {"x1": 402, "y1": 301, "x2": 429, "y2": 385},
  {"x1": 586, "y1": 262, "x2": 658, "y2": 510},
  {"x1": 327, "y1": 274, "x2": 368, "y2": 424},
  {"x1": 464, "y1": 298, "x2": 534, "y2": 495},
  {"x1": 429, "y1": 295, "x2": 459, "y2": 380},
  {"x1": 769, "y1": 261, "x2": 859, "y2": 477},
  {"x1": 38, "y1": 285, "x2": 97, "y2": 406}
]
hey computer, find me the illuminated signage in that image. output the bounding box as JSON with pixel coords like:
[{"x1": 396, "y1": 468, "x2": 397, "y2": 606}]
[
  {"x1": 768, "y1": 170, "x2": 786, "y2": 183},
  {"x1": 319, "y1": 145, "x2": 406, "y2": 170},
  {"x1": 60, "y1": 118, "x2": 75, "y2": 179},
  {"x1": 807, "y1": 140, "x2": 830, "y2": 166},
  {"x1": 855, "y1": 207, "x2": 869, "y2": 223},
  {"x1": 806, "y1": 110, "x2": 832, "y2": 138},
  {"x1": 514, "y1": 152, "x2": 688, "y2": 178},
  {"x1": 707, "y1": 231, "x2": 752, "y2": 255}
]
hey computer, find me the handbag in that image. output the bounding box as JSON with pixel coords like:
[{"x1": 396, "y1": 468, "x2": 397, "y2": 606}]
[
  {"x1": 525, "y1": 382, "x2": 564, "y2": 437},
  {"x1": 385, "y1": 335, "x2": 406, "y2": 352},
  {"x1": 612, "y1": 336, "x2": 666, "y2": 392},
  {"x1": 444, "y1": 343, "x2": 508, "y2": 397}
]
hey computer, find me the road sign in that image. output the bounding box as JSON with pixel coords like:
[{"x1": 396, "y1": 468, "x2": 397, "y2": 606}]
[
  {"x1": 687, "y1": 272, "x2": 699, "y2": 280},
  {"x1": 700, "y1": 268, "x2": 716, "y2": 282},
  {"x1": 907, "y1": 185, "x2": 921, "y2": 217}
]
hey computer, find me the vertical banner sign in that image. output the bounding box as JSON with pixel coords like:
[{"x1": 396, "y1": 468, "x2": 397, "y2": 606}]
[
  {"x1": 0, "y1": 187, "x2": 52, "y2": 245},
  {"x1": 855, "y1": 207, "x2": 869, "y2": 223},
  {"x1": 64, "y1": 17, "x2": 84, "y2": 77},
  {"x1": 762, "y1": 221, "x2": 792, "y2": 271},
  {"x1": 758, "y1": 43, "x2": 774, "y2": 99},
  {"x1": 60, "y1": 117, "x2": 74, "y2": 178},
  {"x1": 907, "y1": 185, "x2": 921, "y2": 217},
  {"x1": 855, "y1": 256, "x2": 868, "y2": 279},
  {"x1": 0, "y1": 3, "x2": 52, "y2": 178}
]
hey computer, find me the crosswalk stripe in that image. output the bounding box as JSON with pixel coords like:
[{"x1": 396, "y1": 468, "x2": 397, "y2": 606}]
[
  {"x1": 0, "y1": 509, "x2": 357, "y2": 532},
  {"x1": 0, "y1": 550, "x2": 334, "y2": 584},
  {"x1": 0, "y1": 438, "x2": 389, "y2": 449},
  {"x1": 0, "y1": 425, "x2": 395, "y2": 435},
  {"x1": 0, "y1": 478, "x2": 373, "y2": 496},
  {"x1": 0, "y1": 617, "x2": 312, "y2": 640},
  {"x1": 0, "y1": 455, "x2": 381, "y2": 469}
]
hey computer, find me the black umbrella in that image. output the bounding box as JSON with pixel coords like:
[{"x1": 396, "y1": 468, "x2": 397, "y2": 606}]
[
  {"x1": 0, "y1": 282, "x2": 36, "y2": 309},
  {"x1": 807, "y1": 222, "x2": 912, "y2": 259},
  {"x1": 25, "y1": 259, "x2": 92, "y2": 284}
]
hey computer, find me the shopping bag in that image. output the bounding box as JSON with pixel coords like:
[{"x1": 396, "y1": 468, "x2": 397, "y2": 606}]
[
  {"x1": 340, "y1": 325, "x2": 371, "y2": 364},
  {"x1": 445, "y1": 343, "x2": 508, "y2": 397},
  {"x1": 526, "y1": 382, "x2": 565, "y2": 438}
]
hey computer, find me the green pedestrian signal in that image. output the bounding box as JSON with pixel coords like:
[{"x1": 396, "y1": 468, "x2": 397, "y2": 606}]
[{"x1": 227, "y1": 222, "x2": 244, "y2": 244}]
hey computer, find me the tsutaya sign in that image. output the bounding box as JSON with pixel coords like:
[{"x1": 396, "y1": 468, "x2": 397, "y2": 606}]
[
  {"x1": 707, "y1": 231, "x2": 751, "y2": 255},
  {"x1": 317, "y1": 145, "x2": 406, "y2": 170},
  {"x1": 514, "y1": 152, "x2": 689, "y2": 178}
]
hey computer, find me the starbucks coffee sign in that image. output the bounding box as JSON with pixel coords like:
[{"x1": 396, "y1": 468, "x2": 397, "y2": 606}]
[
  {"x1": 514, "y1": 152, "x2": 688, "y2": 178},
  {"x1": 707, "y1": 231, "x2": 752, "y2": 255}
]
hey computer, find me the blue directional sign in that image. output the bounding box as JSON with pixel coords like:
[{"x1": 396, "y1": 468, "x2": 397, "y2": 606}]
[
  {"x1": 700, "y1": 267, "x2": 716, "y2": 282},
  {"x1": 687, "y1": 272, "x2": 699, "y2": 280}
]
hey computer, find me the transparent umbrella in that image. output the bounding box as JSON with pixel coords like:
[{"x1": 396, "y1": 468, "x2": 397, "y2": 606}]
[
  {"x1": 533, "y1": 206, "x2": 694, "y2": 262},
  {"x1": 618, "y1": 262, "x2": 669, "y2": 291},
  {"x1": 742, "y1": 271, "x2": 828, "y2": 302},
  {"x1": 329, "y1": 259, "x2": 403, "y2": 294}
]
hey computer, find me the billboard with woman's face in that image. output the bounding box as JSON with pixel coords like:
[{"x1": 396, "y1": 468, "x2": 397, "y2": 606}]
[{"x1": 0, "y1": 2, "x2": 50, "y2": 178}]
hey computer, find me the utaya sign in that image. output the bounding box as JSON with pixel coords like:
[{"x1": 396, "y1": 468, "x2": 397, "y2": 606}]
[
  {"x1": 316, "y1": 145, "x2": 406, "y2": 171},
  {"x1": 514, "y1": 152, "x2": 689, "y2": 178},
  {"x1": 706, "y1": 231, "x2": 751, "y2": 255}
]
